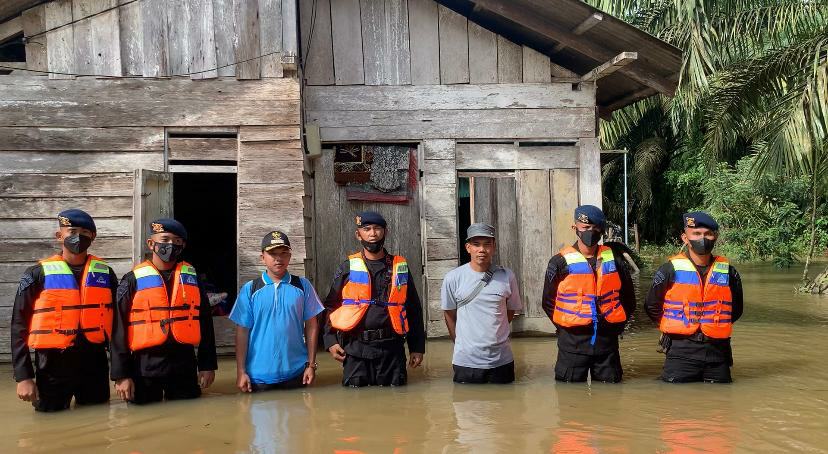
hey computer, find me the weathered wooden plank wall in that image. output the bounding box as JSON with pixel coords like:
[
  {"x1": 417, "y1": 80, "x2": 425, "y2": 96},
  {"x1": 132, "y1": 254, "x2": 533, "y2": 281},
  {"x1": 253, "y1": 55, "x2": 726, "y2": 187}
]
[{"x1": 18, "y1": 0, "x2": 298, "y2": 79}]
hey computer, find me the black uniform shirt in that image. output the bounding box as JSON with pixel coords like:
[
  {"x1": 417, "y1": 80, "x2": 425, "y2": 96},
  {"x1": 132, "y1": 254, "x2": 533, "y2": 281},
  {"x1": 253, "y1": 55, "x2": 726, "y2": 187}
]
[
  {"x1": 110, "y1": 266, "x2": 217, "y2": 380},
  {"x1": 644, "y1": 254, "x2": 744, "y2": 362},
  {"x1": 11, "y1": 261, "x2": 118, "y2": 382},
  {"x1": 541, "y1": 244, "x2": 637, "y2": 355},
  {"x1": 322, "y1": 252, "x2": 426, "y2": 359}
]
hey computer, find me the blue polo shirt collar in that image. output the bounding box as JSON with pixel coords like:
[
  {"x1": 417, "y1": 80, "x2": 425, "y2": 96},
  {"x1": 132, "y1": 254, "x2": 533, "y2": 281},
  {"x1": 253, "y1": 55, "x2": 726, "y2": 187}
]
[{"x1": 261, "y1": 271, "x2": 292, "y2": 287}]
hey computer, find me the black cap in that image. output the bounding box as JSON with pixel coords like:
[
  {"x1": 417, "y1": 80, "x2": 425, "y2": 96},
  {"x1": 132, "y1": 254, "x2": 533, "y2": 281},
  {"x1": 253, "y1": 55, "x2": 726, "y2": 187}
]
[
  {"x1": 574, "y1": 205, "x2": 606, "y2": 229},
  {"x1": 466, "y1": 223, "x2": 495, "y2": 241},
  {"x1": 355, "y1": 211, "x2": 387, "y2": 228},
  {"x1": 683, "y1": 211, "x2": 719, "y2": 230},
  {"x1": 57, "y1": 209, "x2": 97, "y2": 232},
  {"x1": 261, "y1": 230, "x2": 291, "y2": 251},
  {"x1": 149, "y1": 218, "x2": 188, "y2": 240}
]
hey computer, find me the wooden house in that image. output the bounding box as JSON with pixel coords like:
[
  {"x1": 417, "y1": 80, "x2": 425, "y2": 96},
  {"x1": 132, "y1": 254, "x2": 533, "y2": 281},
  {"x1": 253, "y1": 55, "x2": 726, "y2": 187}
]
[{"x1": 0, "y1": 0, "x2": 681, "y2": 360}]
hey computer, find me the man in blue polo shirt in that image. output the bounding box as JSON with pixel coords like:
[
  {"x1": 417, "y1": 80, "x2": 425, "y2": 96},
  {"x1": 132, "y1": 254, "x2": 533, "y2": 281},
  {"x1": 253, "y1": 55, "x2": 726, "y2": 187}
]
[{"x1": 230, "y1": 230, "x2": 324, "y2": 392}]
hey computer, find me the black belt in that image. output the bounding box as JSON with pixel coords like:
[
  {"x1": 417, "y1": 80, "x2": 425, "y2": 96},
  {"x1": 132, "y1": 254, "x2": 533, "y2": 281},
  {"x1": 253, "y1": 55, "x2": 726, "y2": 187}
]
[{"x1": 357, "y1": 328, "x2": 395, "y2": 342}]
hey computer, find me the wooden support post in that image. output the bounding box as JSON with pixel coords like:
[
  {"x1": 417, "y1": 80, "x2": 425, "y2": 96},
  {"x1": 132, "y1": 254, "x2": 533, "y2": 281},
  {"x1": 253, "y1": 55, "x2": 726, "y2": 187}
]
[
  {"x1": 0, "y1": 16, "x2": 22, "y2": 43},
  {"x1": 551, "y1": 12, "x2": 601, "y2": 53},
  {"x1": 581, "y1": 51, "x2": 637, "y2": 82}
]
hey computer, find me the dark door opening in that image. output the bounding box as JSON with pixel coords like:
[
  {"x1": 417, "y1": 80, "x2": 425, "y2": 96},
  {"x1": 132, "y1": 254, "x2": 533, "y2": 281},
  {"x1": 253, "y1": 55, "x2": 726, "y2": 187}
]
[
  {"x1": 458, "y1": 177, "x2": 471, "y2": 264},
  {"x1": 173, "y1": 173, "x2": 237, "y2": 313}
]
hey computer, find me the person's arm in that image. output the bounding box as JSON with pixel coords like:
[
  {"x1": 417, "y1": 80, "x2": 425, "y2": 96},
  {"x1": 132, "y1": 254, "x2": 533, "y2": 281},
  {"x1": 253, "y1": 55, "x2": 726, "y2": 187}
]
[
  {"x1": 443, "y1": 310, "x2": 457, "y2": 340},
  {"x1": 11, "y1": 266, "x2": 41, "y2": 402},
  {"x1": 541, "y1": 255, "x2": 565, "y2": 321},
  {"x1": 405, "y1": 277, "x2": 426, "y2": 360},
  {"x1": 506, "y1": 268, "x2": 522, "y2": 323},
  {"x1": 229, "y1": 281, "x2": 253, "y2": 392},
  {"x1": 112, "y1": 273, "x2": 136, "y2": 401},
  {"x1": 323, "y1": 262, "x2": 348, "y2": 359},
  {"x1": 196, "y1": 281, "x2": 217, "y2": 388},
  {"x1": 644, "y1": 263, "x2": 674, "y2": 324},
  {"x1": 729, "y1": 266, "x2": 744, "y2": 322},
  {"x1": 301, "y1": 278, "x2": 324, "y2": 384},
  {"x1": 616, "y1": 255, "x2": 637, "y2": 320},
  {"x1": 440, "y1": 270, "x2": 458, "y2": 340}
]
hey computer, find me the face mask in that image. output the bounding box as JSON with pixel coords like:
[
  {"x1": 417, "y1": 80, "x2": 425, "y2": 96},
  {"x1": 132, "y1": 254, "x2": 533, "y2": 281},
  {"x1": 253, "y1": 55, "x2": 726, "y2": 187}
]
[
  {"x1": 64, "y1": 234, "x2": 93, "y2": 254},
  {"x1": 361, "y1": 238, "x2": 385, "y2": 254},
  {"x1": 689, "y1": 238, "x2": 716, "y2": 255},
  {"x1": 153, "y1": 242, "x2": 184, "y2": 263},
  {"x1": 576, "y1": 230, "x2": 601, "y2": 247}
]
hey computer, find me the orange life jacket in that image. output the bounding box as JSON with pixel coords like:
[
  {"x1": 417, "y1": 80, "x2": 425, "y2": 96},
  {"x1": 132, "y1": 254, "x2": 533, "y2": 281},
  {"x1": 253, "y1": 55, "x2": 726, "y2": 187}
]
[
  {"x1": 329, "y1": 253, "x2": 409, "y2": 335},
  {"x1": 553, "y1": 246, "x2": 626, "y2": 342},
  {"x1": 28, "y1": 255, "x2": 113, "y2": 349},
  {"x1": 127, "y1": 261, "x2": 201, "y2": 351},
  {"x1": 660, "y1": 254, "x2": 733, "y2": 338}
]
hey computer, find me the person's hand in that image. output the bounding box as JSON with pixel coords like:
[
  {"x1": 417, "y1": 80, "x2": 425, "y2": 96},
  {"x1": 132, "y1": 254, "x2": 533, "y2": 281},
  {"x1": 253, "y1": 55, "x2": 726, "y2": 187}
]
[
  {"x1": 115, "y1": 378, "x2": 134, "y2": 402},
  {"x1": 16, "y1": 379, "x2": 37, "y2": 402},
  {"x1": 328, "y1": 344, "x2": 346, "y2": 362},
  {"x1": 237, "y1": 372, "x2": 252, "y2": 393},
  {"x1": 303, "y1": 367, "x2": 315, "y2": 385},
  {"x1": 408, "y1": 352, "x2": 424, "y2": 368},
  {"x1": 198, "y1": 371, "x2": 216, "y2": 389}
]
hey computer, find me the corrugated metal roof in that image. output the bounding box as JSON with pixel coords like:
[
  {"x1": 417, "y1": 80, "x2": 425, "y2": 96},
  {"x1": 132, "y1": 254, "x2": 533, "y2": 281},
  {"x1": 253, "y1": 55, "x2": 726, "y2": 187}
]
[{"x1": 441, "y1": 0, "x2": 683, "y2": 114}]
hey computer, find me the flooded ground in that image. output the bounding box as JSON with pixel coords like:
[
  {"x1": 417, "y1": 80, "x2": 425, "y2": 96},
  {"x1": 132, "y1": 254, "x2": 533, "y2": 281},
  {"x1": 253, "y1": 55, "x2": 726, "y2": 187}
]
[{"x1": 2, "y1": 263, "x2": 828, "y2": 453}]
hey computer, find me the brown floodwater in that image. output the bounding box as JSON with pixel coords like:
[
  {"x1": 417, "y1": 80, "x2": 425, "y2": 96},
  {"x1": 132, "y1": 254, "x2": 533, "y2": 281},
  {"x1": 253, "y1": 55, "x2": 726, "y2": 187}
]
[{"x1": 2, "y1": 263, "x2": 828, "y2": 453}]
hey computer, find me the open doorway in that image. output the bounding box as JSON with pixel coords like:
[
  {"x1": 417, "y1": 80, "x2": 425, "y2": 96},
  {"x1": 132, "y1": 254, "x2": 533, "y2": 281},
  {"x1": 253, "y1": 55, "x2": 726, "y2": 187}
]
[{"x1": 172, "y1": 172, "x2": 238, "y2": 312}]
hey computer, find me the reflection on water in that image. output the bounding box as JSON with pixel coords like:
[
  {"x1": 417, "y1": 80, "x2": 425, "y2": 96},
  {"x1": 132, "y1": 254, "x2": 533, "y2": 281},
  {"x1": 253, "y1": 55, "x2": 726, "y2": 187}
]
[{"x1": 1, "y1": 263, "x2": 827, "y2": 453}]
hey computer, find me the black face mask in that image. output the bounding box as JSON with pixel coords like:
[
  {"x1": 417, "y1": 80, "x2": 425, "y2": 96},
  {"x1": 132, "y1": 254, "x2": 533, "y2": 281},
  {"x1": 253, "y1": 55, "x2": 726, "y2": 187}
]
[
  {"x1": 689, "y1": 238, "x2": 716, "y2": 255},
  {"x1": 576, "y1": 230, "x2": 601, "y2": 247},
  {"x1": 153, "y1": 242, "x2": 184, "y2": 263},
  {"x1": 361, "y1": 238, "x2": 386, "y2": 254},
  {"x1": 64, "y1": 234, "x2": 93, "y2": 254}
]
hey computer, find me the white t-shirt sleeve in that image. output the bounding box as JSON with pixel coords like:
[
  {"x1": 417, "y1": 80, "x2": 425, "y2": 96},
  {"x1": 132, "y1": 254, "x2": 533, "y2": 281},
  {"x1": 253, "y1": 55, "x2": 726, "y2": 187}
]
[
  {"x1": 506, "y1": 269, "x2": 522, "y2": 312},
  {"x1": 440, "y1": 270, "x2": 458, "y2": 310}
]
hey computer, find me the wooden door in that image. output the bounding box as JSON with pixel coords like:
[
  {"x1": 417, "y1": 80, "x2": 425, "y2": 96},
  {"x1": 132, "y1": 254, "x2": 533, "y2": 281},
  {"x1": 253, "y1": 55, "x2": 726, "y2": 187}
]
[
  {"x1": 470, "y1": 175, "x2": 521, "y2": 286},
  {"x1": 133, "y1": 169, "x2": 173, "y2": 263}
]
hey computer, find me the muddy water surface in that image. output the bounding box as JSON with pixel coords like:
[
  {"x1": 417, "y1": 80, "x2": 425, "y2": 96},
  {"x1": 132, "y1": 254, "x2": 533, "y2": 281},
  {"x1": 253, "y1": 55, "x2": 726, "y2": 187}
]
[{"x1": 1, "y1": 263, "x2": 827, "y2": 453}]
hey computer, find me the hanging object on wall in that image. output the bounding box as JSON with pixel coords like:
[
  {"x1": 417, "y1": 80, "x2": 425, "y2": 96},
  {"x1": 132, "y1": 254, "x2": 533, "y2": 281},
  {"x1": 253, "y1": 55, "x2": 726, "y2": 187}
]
[{"x1": 333, "y1": 144, "x2": 417, "y2": 204}]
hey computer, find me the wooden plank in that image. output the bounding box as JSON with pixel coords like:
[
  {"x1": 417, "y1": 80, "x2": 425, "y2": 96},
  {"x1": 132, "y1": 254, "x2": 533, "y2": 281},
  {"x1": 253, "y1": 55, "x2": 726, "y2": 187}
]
[
  {"x1": 0, "y1": 127, "x2": 164, "y2": 151},
  {"x1": 423, "y1": 166, "x2": 455, "y2": 185},
  {"x1": 0, "y1": 196, "x2": 133, "y2": 219},
  {"x1": 425, "y1": 259, "x2": 455, "y2": 280},
  {"x1": 494, "y1": 177, "x2": 520, "y2": 285},
  {"x1": 407, "y1": 0, "x2": 439, "y2": 85},
  {"x1": 168, "y1": 138, "x2": 238, "y2": 161},
  {"x1": 212, "y1": 0, "x2": 236, "y2": 77},
  {"x1": 166, "y1": 0, "x2": 190, "y2": 76},
  {"x1": 551, "y1": 12, "x2": 602, "y2": 54},
  {"x1": 238, "y1": 159, "x2": 304, "y2": 183},
  {"x1": 437, "y1": 5, "x2": 468, "y2": 84},
  {"x1": 21, "y1": 5, "x2": 48, "y2": 72},
  {"x1": 578, "y1": 137, "x2": 602, "y2": 207},
  {"x1": 581, "y1": 52, "x2": 637, "y2": 82},
  {"x1": 550, "y1": 61, "x2": 578, "y2": 79},
  {"x1": 72, "y1": 0, "x2": 96, "y2": 75},
  {"x1": 386, "y1": 0, "x2": 411, "y2": 85},
  {"x1": 426, "y1": 277, "x2": 444, "y2": 321},
  {"x1": 233, "y1": 0, "x2": 261, "y2": 79},
  {"x1": 0, "y1": 283, "x2": 20, "y2": 307},
  {"x1": 140, "y1": 0, "x2": 169, "y2": 77},
  {"x1": 132, "y1": 169, "x2": 172, "y2": 262},
  {"x1": 0, "y1": 218, "x2": 132, "y2": 239},
  {"x1": 455, "y1": 143, "x2": 579, "y2": 170},
  {"x1": 522, "y1": 45, "x2": 551, "y2": 83},
  {"x1": 0, "y1": 173, "x2": 134, "y2": 197},
  {"x1": 311, "y1": 150, "x2": 342, "y2": 292},
  {"x1": 423, "y1": 139, "x2": 455, "y2": 160},
  {"x1": 239, "y1": 125, "x2": 301, "y2": 141},
  {"x1": 304, "y1": 83, "x2": 594, "y2": 110},
  {"x1": 118, "y1": 0, "x2": 143, "y2": 76},
  {"x1": 91, "y1": 1, "x2": 122, "y2": 76},
  {"x1": 550, "y1": 168, "x2": 578, "y2": 251},
  {"x1": 0, "y1": 151, "x2": 163, "y2": 173},
  {"x1": 238, "y1": 141, "x2": 303, "y2": 162},
  {"x1": 0, "y1": 16, "x2": 22, "y2": 43},
  {"x1": 309, "y1": 108, "x2": 595, "y2": 141},
  {"x1": 360, "y1": 0, "x2": 410, "y2": 85},
  {"x1": 497, "y1": 35, "x2": 522, "y2": 83},
  {"x1": 472, "y1": 177, "x2": 494, "y2": 224},
  {"x1": 299, "y1": 0, "x2": 334, "y2": 85},
  {"x1": 0, "y1": 237, "x2": 133, "y2": 262},
  {"x1": 468, "y1": 21, "x2": 497, "y2": 84},
  {"x1": 425, "y1": 215, "x2": 457, "y2": 240},
  {"x1": 258, "y1": 0, "x2": 283, "y2": 78},
  {"x1": 516, "y1": 169, "x2": 551, "y2": 317},
  {"x1": 330, "y1": 0, "x2": 364, "y2": 85},
  {"x1": 424, "y1": 184, "x2": 455, "y2": 218},
  {"x1": 45, "y1": 0, "x2": 74, "y2": 79},
  {"x1": 281, "y1": 0, "x2": 299, "y2": 61},
  {"x1": 426, "y1": 238, "x2": 456, "y2": 261},
  {"x1": 189, "y1": 0, "x2": 218, "y2": 79}
]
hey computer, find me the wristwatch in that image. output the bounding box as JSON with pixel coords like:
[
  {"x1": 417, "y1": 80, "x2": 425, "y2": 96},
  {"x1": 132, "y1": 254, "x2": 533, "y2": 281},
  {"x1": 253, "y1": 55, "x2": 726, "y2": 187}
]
[{"x1": 304, "y1": 361, "x2": 318, "y2": 370}]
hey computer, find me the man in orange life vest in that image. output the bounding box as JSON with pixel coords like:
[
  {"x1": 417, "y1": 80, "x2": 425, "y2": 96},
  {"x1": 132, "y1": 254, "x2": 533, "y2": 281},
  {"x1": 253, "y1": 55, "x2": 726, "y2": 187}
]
[
  {"x1": 645, "y1": 212, "x2": 744, "y2": 383},
  {"x1": 323, "y1": 211, "x2": 426, "y2": 387},
  {"x1": 541, "y1": 205, "x2": 637, "y2": 383},
  {"x1": 110, "y1": 218, "x2": 217, "y2": 404},
  {"x1": 10, "y1": 209, "x2": 118, "y2": 412}
]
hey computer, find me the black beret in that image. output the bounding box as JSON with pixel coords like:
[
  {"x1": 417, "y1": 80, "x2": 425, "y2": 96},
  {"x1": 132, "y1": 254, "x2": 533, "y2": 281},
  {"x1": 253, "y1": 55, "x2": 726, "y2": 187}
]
[
  {"x1": 149, "y1": 218, "x2": 188, "y2": 240},
  {"x1": 262, "y1": 230, "x2": 291, "y2": 251},
  {"x1": 574, "y1": 205, "x2": 606, "y2": 229},
  {"x1": 57, "y1": 209, "x2": 96, "y2": 232},
  {"x1": 355, "y1": 211, "x2": 387, "y2": 228},
  {"x1": 683, "y1": 211, "x2": 719, "y2": 230}
]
